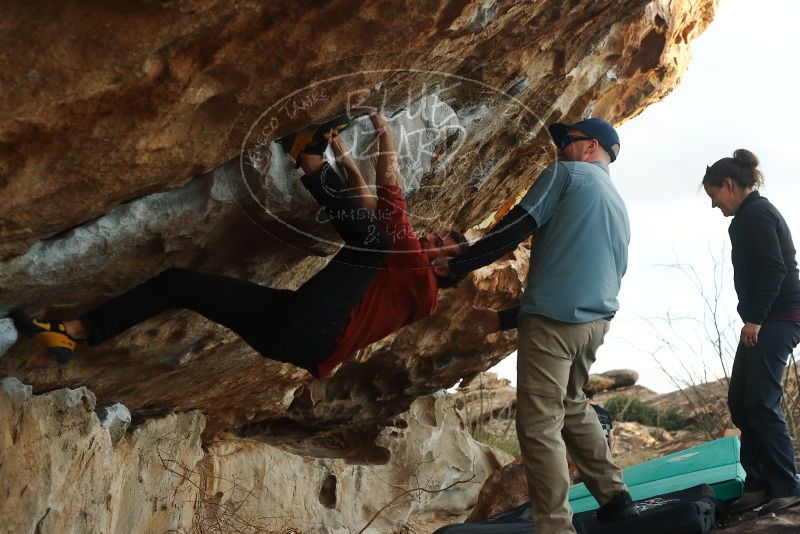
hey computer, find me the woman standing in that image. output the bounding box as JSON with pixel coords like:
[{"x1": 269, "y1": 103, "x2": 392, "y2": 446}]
[{"x1": 703, "y1": 149, "x2": 800, "y2": 515}]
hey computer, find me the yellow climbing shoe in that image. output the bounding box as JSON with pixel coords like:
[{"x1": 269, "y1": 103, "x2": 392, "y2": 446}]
[{"x1": 9, "y1": 309, "x2": 76, "y2": 364}]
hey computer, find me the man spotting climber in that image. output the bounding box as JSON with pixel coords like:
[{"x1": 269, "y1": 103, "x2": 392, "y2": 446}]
[
  {"x1": 11, "y1": 113, "x2": 468, "y2": 379},
  {"x1": 434, "y1": 118, "x2": 636, "y2": 533}
]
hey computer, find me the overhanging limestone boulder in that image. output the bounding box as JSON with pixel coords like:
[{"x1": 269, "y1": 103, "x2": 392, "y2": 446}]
[
  {"x1": 0, "y1": 0, "x2": 718, "y2": 448},
  {"x1": 0, "y1": 1, "x2": 723, "y2": 532},
  {"x1": 2, "y1": 0, "x2": 716, "y2": 255}
]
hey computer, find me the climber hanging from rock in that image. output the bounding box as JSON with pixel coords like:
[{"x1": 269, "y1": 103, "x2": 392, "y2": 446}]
[{"x1": 11, "y1": 112, "x2": 470, "y2": 379}]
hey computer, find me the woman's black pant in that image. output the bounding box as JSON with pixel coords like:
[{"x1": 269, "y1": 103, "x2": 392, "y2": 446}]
[
  {"x1": 80, "y1": 164, "x2": 391, "y2": 373},
  {"x1": 728, "y1": 320, "x2": 800, "y2": 497}
]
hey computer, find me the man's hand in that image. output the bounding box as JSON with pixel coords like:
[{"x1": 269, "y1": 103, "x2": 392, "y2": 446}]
[
  {"x1": 466, "y1": 306, "x2": 501, "y2": 337},
  {"x1": 741, "y1": 322, "x2": 761, "y2": 348},
  {"x1": 432, "y1": 256, "x2": 452, "y2": 277}
]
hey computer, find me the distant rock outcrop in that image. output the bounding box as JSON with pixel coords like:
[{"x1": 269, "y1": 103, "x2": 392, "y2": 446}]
[{"x1": 585, "y1": 369, "x2": 640, "y2": 395}]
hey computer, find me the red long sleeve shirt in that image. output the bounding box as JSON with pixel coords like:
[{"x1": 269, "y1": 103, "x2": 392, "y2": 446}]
[{"x1": 316, "y1": 185, "x2": 438, "y2": 378}]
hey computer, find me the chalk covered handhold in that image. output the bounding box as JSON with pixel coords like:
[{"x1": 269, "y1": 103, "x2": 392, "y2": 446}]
[
  {"x1": 98, "y1": 402, "x2": 132, "y2": 445},
  {"x1": 0, "y1": 318, "x2": 18, "y2": 358}
]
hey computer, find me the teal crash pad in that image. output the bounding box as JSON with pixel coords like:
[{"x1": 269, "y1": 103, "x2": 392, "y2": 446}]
[{"x1": 569, "y1": 435, "x2": 744, "y2": 513}]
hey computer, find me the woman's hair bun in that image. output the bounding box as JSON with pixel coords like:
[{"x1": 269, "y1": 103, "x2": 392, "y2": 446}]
[
  {"x1": 703, "y1": 148, "x2": 764, "y2": 189},
  {"x1": 732, "y1": 148, "x2": 759, "y2": 169}
]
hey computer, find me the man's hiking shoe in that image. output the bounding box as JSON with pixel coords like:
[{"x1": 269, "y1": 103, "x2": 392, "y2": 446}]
[
  {"x1": 279, "y1": 115, "x2": 350, "y2": 165},
  {"x1": 9, "y1": 309, "x2": 76, "y2": 364},
  {"x1": 596, "y1": 490, "x2": 640, "y2": 522},
  {"x1": 756, "y1": 495, "x2": 800, "y2": 516},
  {"x1": 730, "y1": 489, "x2": 769, "y2": 514}
]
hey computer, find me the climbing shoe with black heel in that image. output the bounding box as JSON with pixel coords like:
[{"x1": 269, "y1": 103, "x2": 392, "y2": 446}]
[
  {"x1": 9, "y1": 309, "x2": 77, "y2": 364},
  {"x1": 279, "y1": 114, "x2": 351, "y2": 164}
]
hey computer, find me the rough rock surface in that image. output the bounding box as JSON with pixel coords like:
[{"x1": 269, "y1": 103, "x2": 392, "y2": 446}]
[
  {"x1": 466, "y1": 456, "x2": 529, "y2": 523},
  {"x1": 0, "y1": 319, "x2": 15, "y2": 358},
  {"x1": 1, "y1": 0, "x2": 718, "y2": 257},
  {"x1": 609, "y1": 420, "x2": 705, "y2": 467},
  {"x1": 0, "y1": 1, "x2": 717, "y2": 447},
  {"x1": 0, "y1": 377, "x2": 204, "y2": 534},
  {"x1": 97, "y1": 402, "x2": 132, "y2": 446},
  {"x1": 202, "y1": 393, "x2": 513, "y2": 533},
  {"x1": 0, "y1": 380, "x2": 511, "y2": 534}
]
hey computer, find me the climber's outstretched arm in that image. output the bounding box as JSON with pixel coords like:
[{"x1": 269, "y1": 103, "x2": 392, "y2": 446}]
[{"x1": 370, "y1": 113, "x2": 404, "y2": 191}]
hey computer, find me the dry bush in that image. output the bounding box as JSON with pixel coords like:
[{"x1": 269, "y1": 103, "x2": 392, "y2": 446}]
[
  {"x1": 640, "y1": 251, "x2": 800, "y2": 439},
  {"x1": 153, "y1": 435, "x2": 301, "y2": 534}
]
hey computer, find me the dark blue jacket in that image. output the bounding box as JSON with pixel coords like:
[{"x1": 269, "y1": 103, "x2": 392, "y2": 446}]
[{"x1": 729, "y1": 191, "x2": 800, "y2": 324}]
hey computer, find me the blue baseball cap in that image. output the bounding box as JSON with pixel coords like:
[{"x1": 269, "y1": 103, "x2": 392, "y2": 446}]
[{"x1": 548, "y1": 118, "x2": 621, "y2": 162}]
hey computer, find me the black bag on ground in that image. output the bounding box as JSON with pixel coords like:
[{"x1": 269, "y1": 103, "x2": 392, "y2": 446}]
[
  {"x1": 574, "y1": 484, "x2": 722, "y2": 533},
  {"x1": 433, "y1": 484, "x2": 722, "y2": 534}
]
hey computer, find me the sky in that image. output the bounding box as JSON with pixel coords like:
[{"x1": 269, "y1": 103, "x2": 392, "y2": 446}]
[{"x1": 489, "y1": 0, "x2": 800, "y2": 393}]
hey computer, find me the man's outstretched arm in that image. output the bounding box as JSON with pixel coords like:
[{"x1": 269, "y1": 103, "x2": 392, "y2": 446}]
[
  {"x1": 435, "y1": 162, "x2": 570, "y2": 281},
  {"x1": 444, "y1": 205, "x2": 538, "y2": 279},
  {"x1": 435, "y1": 206, "x2": 532, "y2": 331}
]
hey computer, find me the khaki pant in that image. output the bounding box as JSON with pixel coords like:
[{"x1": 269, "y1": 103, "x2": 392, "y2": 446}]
[{"x1": 516, "y1": 314, "x2": 626, "y2": 534}]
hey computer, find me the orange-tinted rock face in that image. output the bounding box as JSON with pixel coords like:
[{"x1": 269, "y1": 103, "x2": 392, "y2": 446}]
[
  {"x1": 0, "y1": 0, "x2": 718, "y2": 446},
  {"x1": 1, "y1": 0, "x2": 716, "y2": 256}
]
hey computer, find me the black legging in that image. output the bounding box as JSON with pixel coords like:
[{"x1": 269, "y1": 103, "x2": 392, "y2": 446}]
[
  {"x1": 728, "y1": 320, "x2": 800, "y2": 497},
  {"x1": 80, "y1": 163, "x2": 391, "y2": 373}
]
